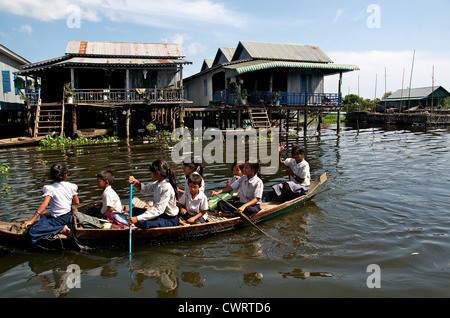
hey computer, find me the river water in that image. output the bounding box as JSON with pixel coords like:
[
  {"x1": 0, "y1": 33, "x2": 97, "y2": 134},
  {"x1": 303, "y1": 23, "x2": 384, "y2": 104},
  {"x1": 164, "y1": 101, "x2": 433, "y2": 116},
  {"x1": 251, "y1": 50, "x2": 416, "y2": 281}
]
[{"x1": 0, "y1": 123, "x2": 449, "y2": 298}]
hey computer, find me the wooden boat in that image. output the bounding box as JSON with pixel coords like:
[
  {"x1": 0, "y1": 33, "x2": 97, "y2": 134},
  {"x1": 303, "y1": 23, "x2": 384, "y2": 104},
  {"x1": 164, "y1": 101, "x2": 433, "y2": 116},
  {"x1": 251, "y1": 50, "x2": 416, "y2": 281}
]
[
  {"x1": 0, "y1": 173, "x2": 327, "y2": 250},
  {"x1": 0, "y1": 136, "x2": 46, "y2": 148},
  {"x1": 76, "y1": 128, "x2": 113, "y2": 138}
]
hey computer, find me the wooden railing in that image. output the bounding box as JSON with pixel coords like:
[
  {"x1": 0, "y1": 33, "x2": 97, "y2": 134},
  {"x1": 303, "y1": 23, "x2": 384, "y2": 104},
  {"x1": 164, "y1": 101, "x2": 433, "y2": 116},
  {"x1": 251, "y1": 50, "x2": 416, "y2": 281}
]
[
  {"x1": 24, "y1": 88, "x2": 40, "y2": 104},
  {"x1": 72, "y1": 88, "x2": 186, "y2": 104},
  {"x1": 212, "y1": 90, "x2": 342, "y2": 106}
]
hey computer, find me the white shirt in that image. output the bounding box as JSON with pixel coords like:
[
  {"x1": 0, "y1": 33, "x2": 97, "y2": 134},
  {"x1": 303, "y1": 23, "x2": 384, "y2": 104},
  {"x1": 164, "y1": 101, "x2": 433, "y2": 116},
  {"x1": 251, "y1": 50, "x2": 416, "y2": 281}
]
[
  {"x1": 137, "y1": 179, "x2": 179, "y2": 221},
  {"x1": 231, "y1": 174, "x2": 264, "y2": 204},
  {"x1": 184, "y1": 172, "x2": 205, "y2": 193},
  {"x1": 101, "y1": 186, "x2": 122, "y2": 214},
  {"x1": 228, "y1": 176, "x2": 241, "y2": 197},
  {"x1": 284, "y1": 158, "x2": 310, "y2": 186},
  {"x1": 179, "y1": 190, "x2": 209, "y2": 220},
  {"x1": 42, "y1": 181, "x2": 78, "y2": 217}
]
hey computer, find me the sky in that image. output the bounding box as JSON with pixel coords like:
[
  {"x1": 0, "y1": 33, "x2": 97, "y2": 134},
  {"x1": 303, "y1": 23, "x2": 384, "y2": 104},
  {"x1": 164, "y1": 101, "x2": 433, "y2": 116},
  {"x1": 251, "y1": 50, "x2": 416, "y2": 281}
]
[{"x1": 1, "y1": 0, "x2": 450, "y2": 99}]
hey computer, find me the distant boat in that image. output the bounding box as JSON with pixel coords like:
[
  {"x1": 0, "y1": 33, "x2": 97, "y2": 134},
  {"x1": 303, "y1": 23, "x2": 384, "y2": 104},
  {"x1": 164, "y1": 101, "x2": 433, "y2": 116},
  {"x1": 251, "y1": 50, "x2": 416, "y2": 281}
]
[
  {"x1": 76, "y1": 128, "x2": 113, "y2": 138},
  {"x1": 0, "y1": 136, "x2": 46, "y2": 148}
]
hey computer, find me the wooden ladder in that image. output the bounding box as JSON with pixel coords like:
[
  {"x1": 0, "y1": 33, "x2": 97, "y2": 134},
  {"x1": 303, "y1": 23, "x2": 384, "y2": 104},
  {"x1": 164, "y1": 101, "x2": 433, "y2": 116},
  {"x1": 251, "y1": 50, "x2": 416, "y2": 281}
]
[
  {"x1": 247, "y1": 106, "x2": 271, "y2": 130},
  {"x1": 33, "y1": 101, "x2": 65, "y2": 137}
]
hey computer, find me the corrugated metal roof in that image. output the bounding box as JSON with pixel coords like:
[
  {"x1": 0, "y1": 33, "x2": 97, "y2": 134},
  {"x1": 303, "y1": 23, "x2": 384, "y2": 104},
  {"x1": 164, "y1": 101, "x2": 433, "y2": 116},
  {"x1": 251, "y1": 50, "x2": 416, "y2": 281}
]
[
  {"x1": 0, "y1": 43, "x2": 31, "y2": 65},
  {"x1": 219, "y1": 47, "x2": 235, "y2": 62},
  {"x1": 65, "y1": 40, "x2": 185, "y2": 58},
  {"x1": 15, "y1": 56, "x2": 191, "y2": 74},
  {"x1": 387, "y1": 86, "x2": 448, "y2": 100},
  {"x1": 233, "y1": 41, "x2": 334, "y2": 63},
  {"x1": 223, "y1": 59, "x2": 359, "y2": 75}
]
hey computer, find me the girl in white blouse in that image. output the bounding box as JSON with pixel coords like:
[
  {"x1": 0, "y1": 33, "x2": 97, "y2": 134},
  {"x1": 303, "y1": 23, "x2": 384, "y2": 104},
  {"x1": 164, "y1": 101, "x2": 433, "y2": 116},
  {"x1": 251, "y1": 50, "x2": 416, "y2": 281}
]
[
  {"x1": 23, "y1": 163, "x2": 79, "y2": 244},
  {"x1": 128, "y1": 159, "x2": 179, "y2": 229},
  {"x1": 211, "y1": 159, "x2": 263, "y2": 218}
]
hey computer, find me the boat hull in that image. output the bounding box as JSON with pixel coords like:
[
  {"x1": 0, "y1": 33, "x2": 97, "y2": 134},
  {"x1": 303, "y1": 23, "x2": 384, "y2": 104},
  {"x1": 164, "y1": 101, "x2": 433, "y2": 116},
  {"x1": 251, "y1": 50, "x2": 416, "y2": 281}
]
[{"x1": 73, "y1": 173, "x2": 327, "y2": 247}]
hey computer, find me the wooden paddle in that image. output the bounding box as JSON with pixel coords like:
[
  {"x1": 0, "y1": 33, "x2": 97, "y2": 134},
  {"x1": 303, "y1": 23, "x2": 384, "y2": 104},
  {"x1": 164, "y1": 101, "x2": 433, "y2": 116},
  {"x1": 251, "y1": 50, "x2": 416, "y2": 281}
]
[{"x1": 213, "y1": 194, "x2": 288, "y2": 246}]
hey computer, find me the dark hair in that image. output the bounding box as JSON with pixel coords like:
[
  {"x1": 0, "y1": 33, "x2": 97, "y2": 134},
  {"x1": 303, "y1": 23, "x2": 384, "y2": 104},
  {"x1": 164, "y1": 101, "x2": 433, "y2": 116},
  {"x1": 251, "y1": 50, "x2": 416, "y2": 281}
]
[
  {"x1": 187, "y1": 172, "x2": 203, "y2": 186},
  {"x1": 150, "y1": 159, "x2": 177, "y2": 193},
  {"x1": 50, "y1": 162, "x2": 68, "y2": 182},
  {"x1": 232, "y1": 161, "x2": 244, "y2": 173},
  {"x1": 183, "y1": 155, "x2": 203, "y2": 176},
  {"x1": 97, "y1": 170, "x2": 114, "y2": 184},
  {"x1": 245, "y1": 158, "x2": 261, "y2": 178},
  {"x1": 292, "y1": 145, "x2": 305, "y2": 156}
]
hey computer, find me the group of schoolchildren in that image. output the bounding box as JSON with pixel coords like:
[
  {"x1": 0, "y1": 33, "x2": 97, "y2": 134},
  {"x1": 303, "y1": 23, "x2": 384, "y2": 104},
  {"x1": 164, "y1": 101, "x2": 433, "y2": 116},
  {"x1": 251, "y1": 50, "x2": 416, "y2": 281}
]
[{"x1": 22, "y1": 143, "x2": 311, "y2": 244}]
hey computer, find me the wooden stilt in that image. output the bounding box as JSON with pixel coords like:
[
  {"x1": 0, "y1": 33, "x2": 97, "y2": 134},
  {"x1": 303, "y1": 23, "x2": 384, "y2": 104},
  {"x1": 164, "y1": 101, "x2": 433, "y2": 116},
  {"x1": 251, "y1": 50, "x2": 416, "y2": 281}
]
[{"x1": 125, "y1": 105, "x2": 131, "y2": 138}]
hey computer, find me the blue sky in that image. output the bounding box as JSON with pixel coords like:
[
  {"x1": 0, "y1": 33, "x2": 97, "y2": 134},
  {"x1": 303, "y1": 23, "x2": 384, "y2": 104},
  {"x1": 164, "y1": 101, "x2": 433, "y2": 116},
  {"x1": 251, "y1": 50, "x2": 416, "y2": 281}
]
[{"x1": 1, "y1": 0, "x2": 449, "y2": 98}]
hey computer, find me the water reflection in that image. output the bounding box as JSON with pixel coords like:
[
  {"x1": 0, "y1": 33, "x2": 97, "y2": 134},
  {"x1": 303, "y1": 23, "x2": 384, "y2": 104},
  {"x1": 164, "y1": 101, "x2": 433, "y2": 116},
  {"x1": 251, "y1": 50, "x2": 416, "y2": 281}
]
[{"x1": 1, "y1": 125, "x2": 449, "y2": 297}]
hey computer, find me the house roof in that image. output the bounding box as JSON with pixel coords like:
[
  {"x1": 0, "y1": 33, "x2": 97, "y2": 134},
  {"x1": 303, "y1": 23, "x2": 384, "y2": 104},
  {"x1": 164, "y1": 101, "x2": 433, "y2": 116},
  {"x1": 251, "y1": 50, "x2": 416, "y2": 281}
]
[
  {"x1": 212, "y1": 47, "x2": 235, "y2": 66},
  {"x1": 65, "y1": 40, "x2": 186, "y2": 58},
  {"x1": 385, "y1": 86, "x2": 450, "y2": 101},
  {"x1": 15, "y1": 41, "x2": 191, "y2": 75},
  {"x1": 0, "y1": 43, "x2": 31, "y2": 65},
  {"x1": 232, "y1": 41, "x2": 334, "y2": 63},
  {"x1": 16, "y1": 56, "x2": 191, "y2": 74},
  {"x1": 223, "y1": 59, "x2": 359, "y2": 76},
  {"x1": 201, "y1": 59, "x2": 213, "y2": 71},
  {"x1": 185, "y1": 40, "x2": 359, "y2": 82}
]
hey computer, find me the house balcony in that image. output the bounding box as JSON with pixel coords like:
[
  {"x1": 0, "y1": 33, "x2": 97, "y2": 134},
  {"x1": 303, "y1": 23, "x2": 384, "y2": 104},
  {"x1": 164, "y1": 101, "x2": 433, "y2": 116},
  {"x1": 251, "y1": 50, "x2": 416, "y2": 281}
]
[
  {"x1": 212, "y1": 90, "x2": 342, "y2": 107},
  {"x1": 24, "y1": 87, "x2": 191, "y2": 106},
  {"x1": 72, "y1": 88, "x2": 189, "y2": 105}
]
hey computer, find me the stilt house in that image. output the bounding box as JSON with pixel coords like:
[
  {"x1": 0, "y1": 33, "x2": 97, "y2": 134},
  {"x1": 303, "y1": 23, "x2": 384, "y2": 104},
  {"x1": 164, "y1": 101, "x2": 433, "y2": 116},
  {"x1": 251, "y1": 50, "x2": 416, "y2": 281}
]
[{"x1": 15, "y1": 40, "x2": 192, "y2": 137}]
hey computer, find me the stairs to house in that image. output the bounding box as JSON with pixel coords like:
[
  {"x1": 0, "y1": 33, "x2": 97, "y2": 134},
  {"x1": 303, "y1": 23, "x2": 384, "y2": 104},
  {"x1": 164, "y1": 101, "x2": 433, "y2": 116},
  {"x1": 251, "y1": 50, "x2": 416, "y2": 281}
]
[
  {"x1": 33, "y1": 102, "x2": 65, "y2": 137},
  {"x1": 247, "y1": 106, "x2": 271, "y2": 130}
]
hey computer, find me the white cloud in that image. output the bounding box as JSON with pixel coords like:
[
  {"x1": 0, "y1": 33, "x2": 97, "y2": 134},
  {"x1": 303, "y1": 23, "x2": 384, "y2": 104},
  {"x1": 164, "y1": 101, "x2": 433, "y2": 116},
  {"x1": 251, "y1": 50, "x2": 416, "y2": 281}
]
[
  {"x1": 0, "y1": 0, "x2": 99, "y2": 22},
  {"x1": 324, "y1": 50, "x2": 450, "y2": 99},
  {"x1": 333, "y1": 9, "x2": 344, "y2": 23},
  {"x1": 19, "y1": 24, "x2": 33, "y2": 35},
  {"x1": 161, "y1": 33, "x2": 207, "y2": 56},
  {"x1": 0, "y1": 0, "x2": 247, "y2": 28}
]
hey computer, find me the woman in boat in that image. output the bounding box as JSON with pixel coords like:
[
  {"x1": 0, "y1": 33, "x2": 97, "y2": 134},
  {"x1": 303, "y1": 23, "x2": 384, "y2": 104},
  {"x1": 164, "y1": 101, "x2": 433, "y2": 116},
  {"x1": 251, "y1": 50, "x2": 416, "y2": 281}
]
[
  {"x1": 128, "y1": 159, "x2": 179, "y2": 229},
  {"x1": 22, "y1": 163, "x2": 79, "y2": 244},
  {"x1": 272, "y1": 143, "x2": 310, "y2": 199},
  {"x1": 211, "y1": 158, "x2": 263, "y2": 217}
]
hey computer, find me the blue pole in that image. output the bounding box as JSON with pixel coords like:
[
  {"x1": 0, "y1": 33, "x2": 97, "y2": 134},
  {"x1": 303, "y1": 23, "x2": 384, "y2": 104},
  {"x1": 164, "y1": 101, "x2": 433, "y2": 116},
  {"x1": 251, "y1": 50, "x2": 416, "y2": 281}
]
[{"x1": 129, "y1": 183, "x2": 133, "y2": 257}]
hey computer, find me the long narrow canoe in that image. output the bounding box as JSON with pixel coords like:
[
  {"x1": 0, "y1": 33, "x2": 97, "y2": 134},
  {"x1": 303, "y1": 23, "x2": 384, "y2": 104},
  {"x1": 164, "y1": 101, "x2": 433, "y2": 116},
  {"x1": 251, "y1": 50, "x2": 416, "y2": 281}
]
[
  {"x1": 0, "y1": 136, "x2": 46, "y2": 148},
  {"x1": 0, "y1": 173, "x2": 327, "y2": 250}
]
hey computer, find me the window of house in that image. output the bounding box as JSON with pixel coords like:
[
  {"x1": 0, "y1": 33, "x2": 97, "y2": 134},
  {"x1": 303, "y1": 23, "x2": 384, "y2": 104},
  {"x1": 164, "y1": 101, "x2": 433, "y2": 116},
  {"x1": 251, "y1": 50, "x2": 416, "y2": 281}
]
[{"x1": 2, "y1": 71, "x2": 11, "y2": 93}]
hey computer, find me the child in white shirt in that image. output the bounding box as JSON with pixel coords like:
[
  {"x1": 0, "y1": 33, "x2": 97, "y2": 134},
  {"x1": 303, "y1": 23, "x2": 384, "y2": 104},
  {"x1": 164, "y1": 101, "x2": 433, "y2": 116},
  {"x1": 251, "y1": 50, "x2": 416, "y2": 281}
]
[
  {"x1": 179, "y1": 173, "x2": 209, "y2": 225},
  {"x1": 272, "y1": 143, "x2": 310, "y2": 198},
  {"x1": 23, "y1": 163, "x2": 79, "y2": 244},
  {"x1": 87, "y1": 170, "x2": 122, "y2": 218}
]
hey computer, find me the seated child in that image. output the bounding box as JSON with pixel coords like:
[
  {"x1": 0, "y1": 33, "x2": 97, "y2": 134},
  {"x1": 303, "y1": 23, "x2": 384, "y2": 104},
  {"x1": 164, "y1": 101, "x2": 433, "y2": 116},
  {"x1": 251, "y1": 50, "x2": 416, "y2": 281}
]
[
  {"x1": 22, "y1": 163, "x2": 79, "y2": 244},
  {"x1": 177, "y1": 155, "x2": 205, "y2": 196},
  {"x1": 272, "y1": 143, "x2": 310, "y2": 198},
  {"x1": 211, "y1": 159, "x2": 263, "y2": 218},
  {"x1": 226, "y1": 161, "x2": 244, "y2": 198},
  {"x1": 178, "y1": 173, "x2": 208, "y2": 225},
  {"x1": 128, "y1": 159, "x2": 179, "y2": 229},
  {"x1": 86, "y1": 170, "x2": 122, "y2": 219}
]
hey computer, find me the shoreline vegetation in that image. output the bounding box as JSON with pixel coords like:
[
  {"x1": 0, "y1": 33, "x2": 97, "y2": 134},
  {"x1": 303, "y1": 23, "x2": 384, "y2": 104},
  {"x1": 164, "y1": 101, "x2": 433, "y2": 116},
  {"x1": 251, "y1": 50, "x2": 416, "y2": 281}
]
[{"x1": 37, "y1": 114, "x2": 342, "y2": 149}]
